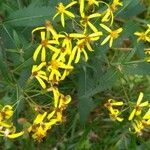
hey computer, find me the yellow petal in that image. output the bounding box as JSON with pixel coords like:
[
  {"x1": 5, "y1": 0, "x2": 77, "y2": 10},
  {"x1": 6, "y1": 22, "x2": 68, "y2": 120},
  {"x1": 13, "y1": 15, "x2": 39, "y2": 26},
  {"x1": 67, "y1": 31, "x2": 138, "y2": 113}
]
[
  {"x1": 41, "y1": 31, "x2": 45, "y2": 41},
  {"x1": 47, "y1": 111, "x2": 55, "y2": 120},
  {"x1": 33, "y1": 45, "x2": 42, "y2": 61},
  {"x1": 101, "y1": 35, "x2": 110, "y2": 45},
  {"x1": 37, "y1": 62, "x2": 46, "y2": 71},
  {"x1": 61, "y1": 13, "x2": 65, "y2": 27},
  {"x1": 32, "y1": 27, "x2": 45, "y2": 35},
  {"x1": 34, "y1": 112, "x2": 47, "y2": 124},
  {"x1": 137, "y1": 92, "x2": 144, "y2": 105},
  {"x1": 41, "y1": 47, "x2": 46, "y2": 62},
  {"x1": 35, "y1": 76, "x2": 46, "y2": 89},
  {"x1": 139, "y1": 101, "x2": 149, "y2": 107},
  {"x1": 82, "y1": 49, "x2": 88, "y2": 62},
  {"x1": 75, "y1": 50, "x2": 81, "y2": 63},
  {"x1": 100, "y1": 23, "x2": 111, "y2": 32},
  {"x1": 65, "y1": 1, "x2": 77, "y2": 9},
  {"x1": 143, "y1": 109, "x2": 150, "y2": 119},
  {"x1": 109, "y1": 37, "x2": 113, "y2": 47},
  {"x1": 7, "y1": 131, "x2": 24, "y2": 139},
  {"x1": 80, "y1": 0, "x2": 84, "y2": 16},
  {"x1": 128, "y1": 109, "x2": 136, "y2": 121},
  {"x1": 64, "y1": 10, "x2": 75, "y2": 18},
  {"x1": 88, "y1": 13, "x2": 101, "y2": 19},
  {"x1": 88, "y1": 21, "x2": 98, "y2": 32}
]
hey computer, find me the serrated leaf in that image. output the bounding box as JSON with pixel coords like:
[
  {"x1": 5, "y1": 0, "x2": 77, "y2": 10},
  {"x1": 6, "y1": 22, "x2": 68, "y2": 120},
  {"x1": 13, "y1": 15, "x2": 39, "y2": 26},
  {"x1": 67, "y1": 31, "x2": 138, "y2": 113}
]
[{"x1": 4, "y1": 6, "x2": 55, "y2": 27}]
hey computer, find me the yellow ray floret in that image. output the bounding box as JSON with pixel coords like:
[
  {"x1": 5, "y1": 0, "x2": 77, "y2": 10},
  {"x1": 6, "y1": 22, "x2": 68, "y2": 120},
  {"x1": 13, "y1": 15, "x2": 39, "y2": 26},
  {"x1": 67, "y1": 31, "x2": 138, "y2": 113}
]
[
  {"x1": 33, "y1": 31, "x2": 59, "y2": 62},
  {"x1": 31, "y1": 62, "x2": 48, "y2": 89},
  {"x1": 100, "y1": 23, "x2": 122, "y2": 47},
  {"x1": 53, "y1": 1, "x2": 77, "y2": 27}
]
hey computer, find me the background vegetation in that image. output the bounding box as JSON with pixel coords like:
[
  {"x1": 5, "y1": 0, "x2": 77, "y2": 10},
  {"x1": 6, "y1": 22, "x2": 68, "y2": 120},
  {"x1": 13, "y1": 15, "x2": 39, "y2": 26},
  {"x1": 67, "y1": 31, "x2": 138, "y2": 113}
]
[{"x1": 0, "y1": 0, "x2": 150, "y2": 149}]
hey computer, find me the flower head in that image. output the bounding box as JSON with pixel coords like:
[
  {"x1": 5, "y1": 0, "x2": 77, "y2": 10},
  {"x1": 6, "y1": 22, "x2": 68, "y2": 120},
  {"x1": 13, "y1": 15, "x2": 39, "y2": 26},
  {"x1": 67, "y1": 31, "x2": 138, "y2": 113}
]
[
  {"x1": 53, "y1": 1, "x2": 77, "y2": 27},
  {"x1": 128, "y1": 92, "x2": 149, "y2": 121},
  {"x1": 100, "y1": 23, "x2": 123, "y2": 47}
]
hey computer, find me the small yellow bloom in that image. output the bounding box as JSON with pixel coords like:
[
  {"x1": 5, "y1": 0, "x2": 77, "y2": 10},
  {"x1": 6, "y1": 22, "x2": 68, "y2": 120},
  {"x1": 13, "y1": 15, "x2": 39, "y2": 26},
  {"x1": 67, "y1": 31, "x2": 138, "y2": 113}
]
[
  {"x1": 104, "y1": 99, "x2": 124, "y2": 110},
  {"x1": 110, "y1": 0, "x2": 123, "y2": 12},
  {"x1": 102, "y1": 0, "x2": 123, "y2": 25},
  {"x1": 32, "y1": 20, "x2": 58, "y2": 40},
  {"x1": 128, "y1": 92, "x2": 149, "y2": 121},
  {"x1": 134, "y1": 25, "x2": 150, "y2": 43},
  {"x1": 100, "y1": 23, "x2": 123, "y2": 47},
  {"x1": 80, "y1": 13, "x2": 101, "y2": 32},
  {"x1": 31, "y1": 62, "x2": 48, "y2": 89},
  {"x1": 33, "y1": 31, "x2": 59, "y2": 62},
  {"x1": 53, "y1": 1, "x2": 77, "y2": 27},
  {"x1": 47, "y1": 58, "x2": 73, "y2": 82},
  {"x1": 69, "y1": 40, "x2": 88, "y2": 64},
  {"x1": 87, "y1": 0, "x2": 99, "y2": 7},
  {"x1": 0, "y1": 105, "x2": 13, "y2": 121},
  {"x1": 70, "y1": 32, "x2": 102, "y2": 51},
  {"x1": 129, "y1": 120, "x2": 144, "y2": 135},
  {"x1": 109, "y1": 108, "x2": 124, "y2": 122}
]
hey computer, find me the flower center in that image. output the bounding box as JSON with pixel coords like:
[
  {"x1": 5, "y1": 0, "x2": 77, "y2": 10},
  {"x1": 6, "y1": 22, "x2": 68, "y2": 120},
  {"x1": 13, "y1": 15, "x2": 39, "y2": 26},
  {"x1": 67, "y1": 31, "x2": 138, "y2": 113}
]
[
  {"x1": 110, "y1": 31, "x2": 119, "y2": 39},
  {"x1": 57, "y1": 3, "x2": 65, "y2": 13},
  {"x1": 50, "y1": 60, "x2": 59, "y2": 70},
  {"x1": 41, "y1": 40, "x2": 48, "y2": 47}
]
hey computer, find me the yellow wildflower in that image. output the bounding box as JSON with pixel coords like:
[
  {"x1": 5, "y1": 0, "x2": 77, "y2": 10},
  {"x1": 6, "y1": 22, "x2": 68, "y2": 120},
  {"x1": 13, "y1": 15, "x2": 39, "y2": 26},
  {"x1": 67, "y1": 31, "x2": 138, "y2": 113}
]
[
  {"x1": 53, "y1": 1, "x2": 77, "y2": 27},
  {"x1": 87, "y1": 0, "x2": 99, "y2": 7},
  {"x1": 109, "y1": 107, "x2": 124, "y2": 122},
  {"x1": 69, "y1": 40, "x2": 88, "y2": 64},
  {"x1": 134, "y1": 25, "x2": 150, "y2": 43},
  {"x1": 104, "y1": 99, "x2": 124, "y2": 110},
  {"x1": 33, "y1": 31, "x2": 59, "y2": 62},
  {"x1": 128, "y1": 92, "x2": 149, "y2": 121},
  {"x1": 110, "y1": 0, "x2": 123, "y2": 12},
  {"x1": 47, "y1": 87, "x2": 71, "y2": 122},
  {"x1": 70, "y1": 32, "x2": 102, "y2": 51},
  {"x1": 80, "y1": 13, "x2": 101, "y2": 32},
  {"x1": 100, "y1": 23, "x2": 123, "y2": 47},
  {"x1": 0, "y1": 105, "x2": 13, "y2": 121},
  {"x1": 47, "y1": 58, "x2": 73, "y2": 83},
  {"x1": 102, "y1": 0, "x2": 123, "y2": 25},
  {"x1": 129, "y1": 120, "x2": 144, "y2": 135},
  {"x1": 31, "y1": 62, "x2": 48, "y2": 89},
  {"x1": 0, "y1": 123, "x2": 24, "y2": 139},
  {"x1": 32, "y1": 20, "x2": 58, "y2": 40},
  {"x1": 28, "y1": 112, "x2": 57, "y2": 142}
]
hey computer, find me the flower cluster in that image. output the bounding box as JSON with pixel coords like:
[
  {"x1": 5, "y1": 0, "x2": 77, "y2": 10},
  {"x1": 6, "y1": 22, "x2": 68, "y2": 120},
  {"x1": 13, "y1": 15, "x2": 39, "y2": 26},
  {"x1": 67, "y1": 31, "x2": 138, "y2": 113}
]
[
  {"x1": 29, "y1": 0, "x2": 123, "y2": 141},
  {"x1": 105, "y1": 92, "x2": 150, "y2": 136},
  {"x1": 0, "y1": 105, "x2": 24, "y2": 139},
  {"x1": 1, "y1": 0, "x2": 123, "y2": 142}
]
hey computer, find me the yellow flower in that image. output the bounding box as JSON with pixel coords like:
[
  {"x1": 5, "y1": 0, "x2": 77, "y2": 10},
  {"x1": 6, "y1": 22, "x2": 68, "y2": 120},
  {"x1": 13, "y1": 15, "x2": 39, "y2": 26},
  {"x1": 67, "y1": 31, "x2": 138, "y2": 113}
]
[
  {"x1": 70, "y1": 32, "x2": 102, "y2": 51},
  {"x1": 104, "y1": 99, "x2": 124, "y2": 110},
  {"x1": 47, "y1": 87, "x2": 71, "y2": 122},
  {"x1": 28, "y1": 112, "x2": 57, "y2": 142},
  {"x1": 87, "y1": 0, "x2": 99, "y2": 7},
  {"x1": 100, "y1": 23, "x2": 123, "y2": 47},
  {"x1": 109, "y1": 107, "x2": 124, "y2": 122},
  {"x1": 69, "y1": 40, "x2": 88, "y2": 64},
  {"x1": 47, "y1": 58, "x2": 73, "y2": 82},
  {"x1": 110, "y1": 0, "x2": 123, "y2": 12},
  {"x1": 0, "y1": 105, "x2": 13, "y2": 121},
  {"x1": 32, "y1": 20, "x2": 58, "y2": 40},
  {"x1": 80, "y1": 13, "x2": 101, "y2": 32},
  {"x1": 53, "y1": 1, "x2": 77, "y2": 27},
  {"x1": 33, "y1": 31, "x2": 59, "y2": 62},
  {"x1": 128, "y1": 92, "x2": 149, "y2": 121},
  {"x1": 31, "y1": 62, "x2": 48, "y2": 89},
  {"x1": 129, "y1": 120, "x2": 144, "y2": 135},
  {"x1": 134, "y1": 27, "x2": 150, "y2": 43},
  {"x1": 101, "y1": 0, "x2": 123, "y2": 25}
]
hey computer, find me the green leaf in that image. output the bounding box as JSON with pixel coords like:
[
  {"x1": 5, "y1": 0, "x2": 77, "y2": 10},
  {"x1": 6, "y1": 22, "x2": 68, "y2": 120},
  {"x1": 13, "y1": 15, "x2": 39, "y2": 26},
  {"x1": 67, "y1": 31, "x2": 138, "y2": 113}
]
[
  {"x1": 116, "y1": 0, "x2": 145, "y2": 19},
  {"x1": 4, "y1": 6, "x2": 55, "y2": 27}
]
